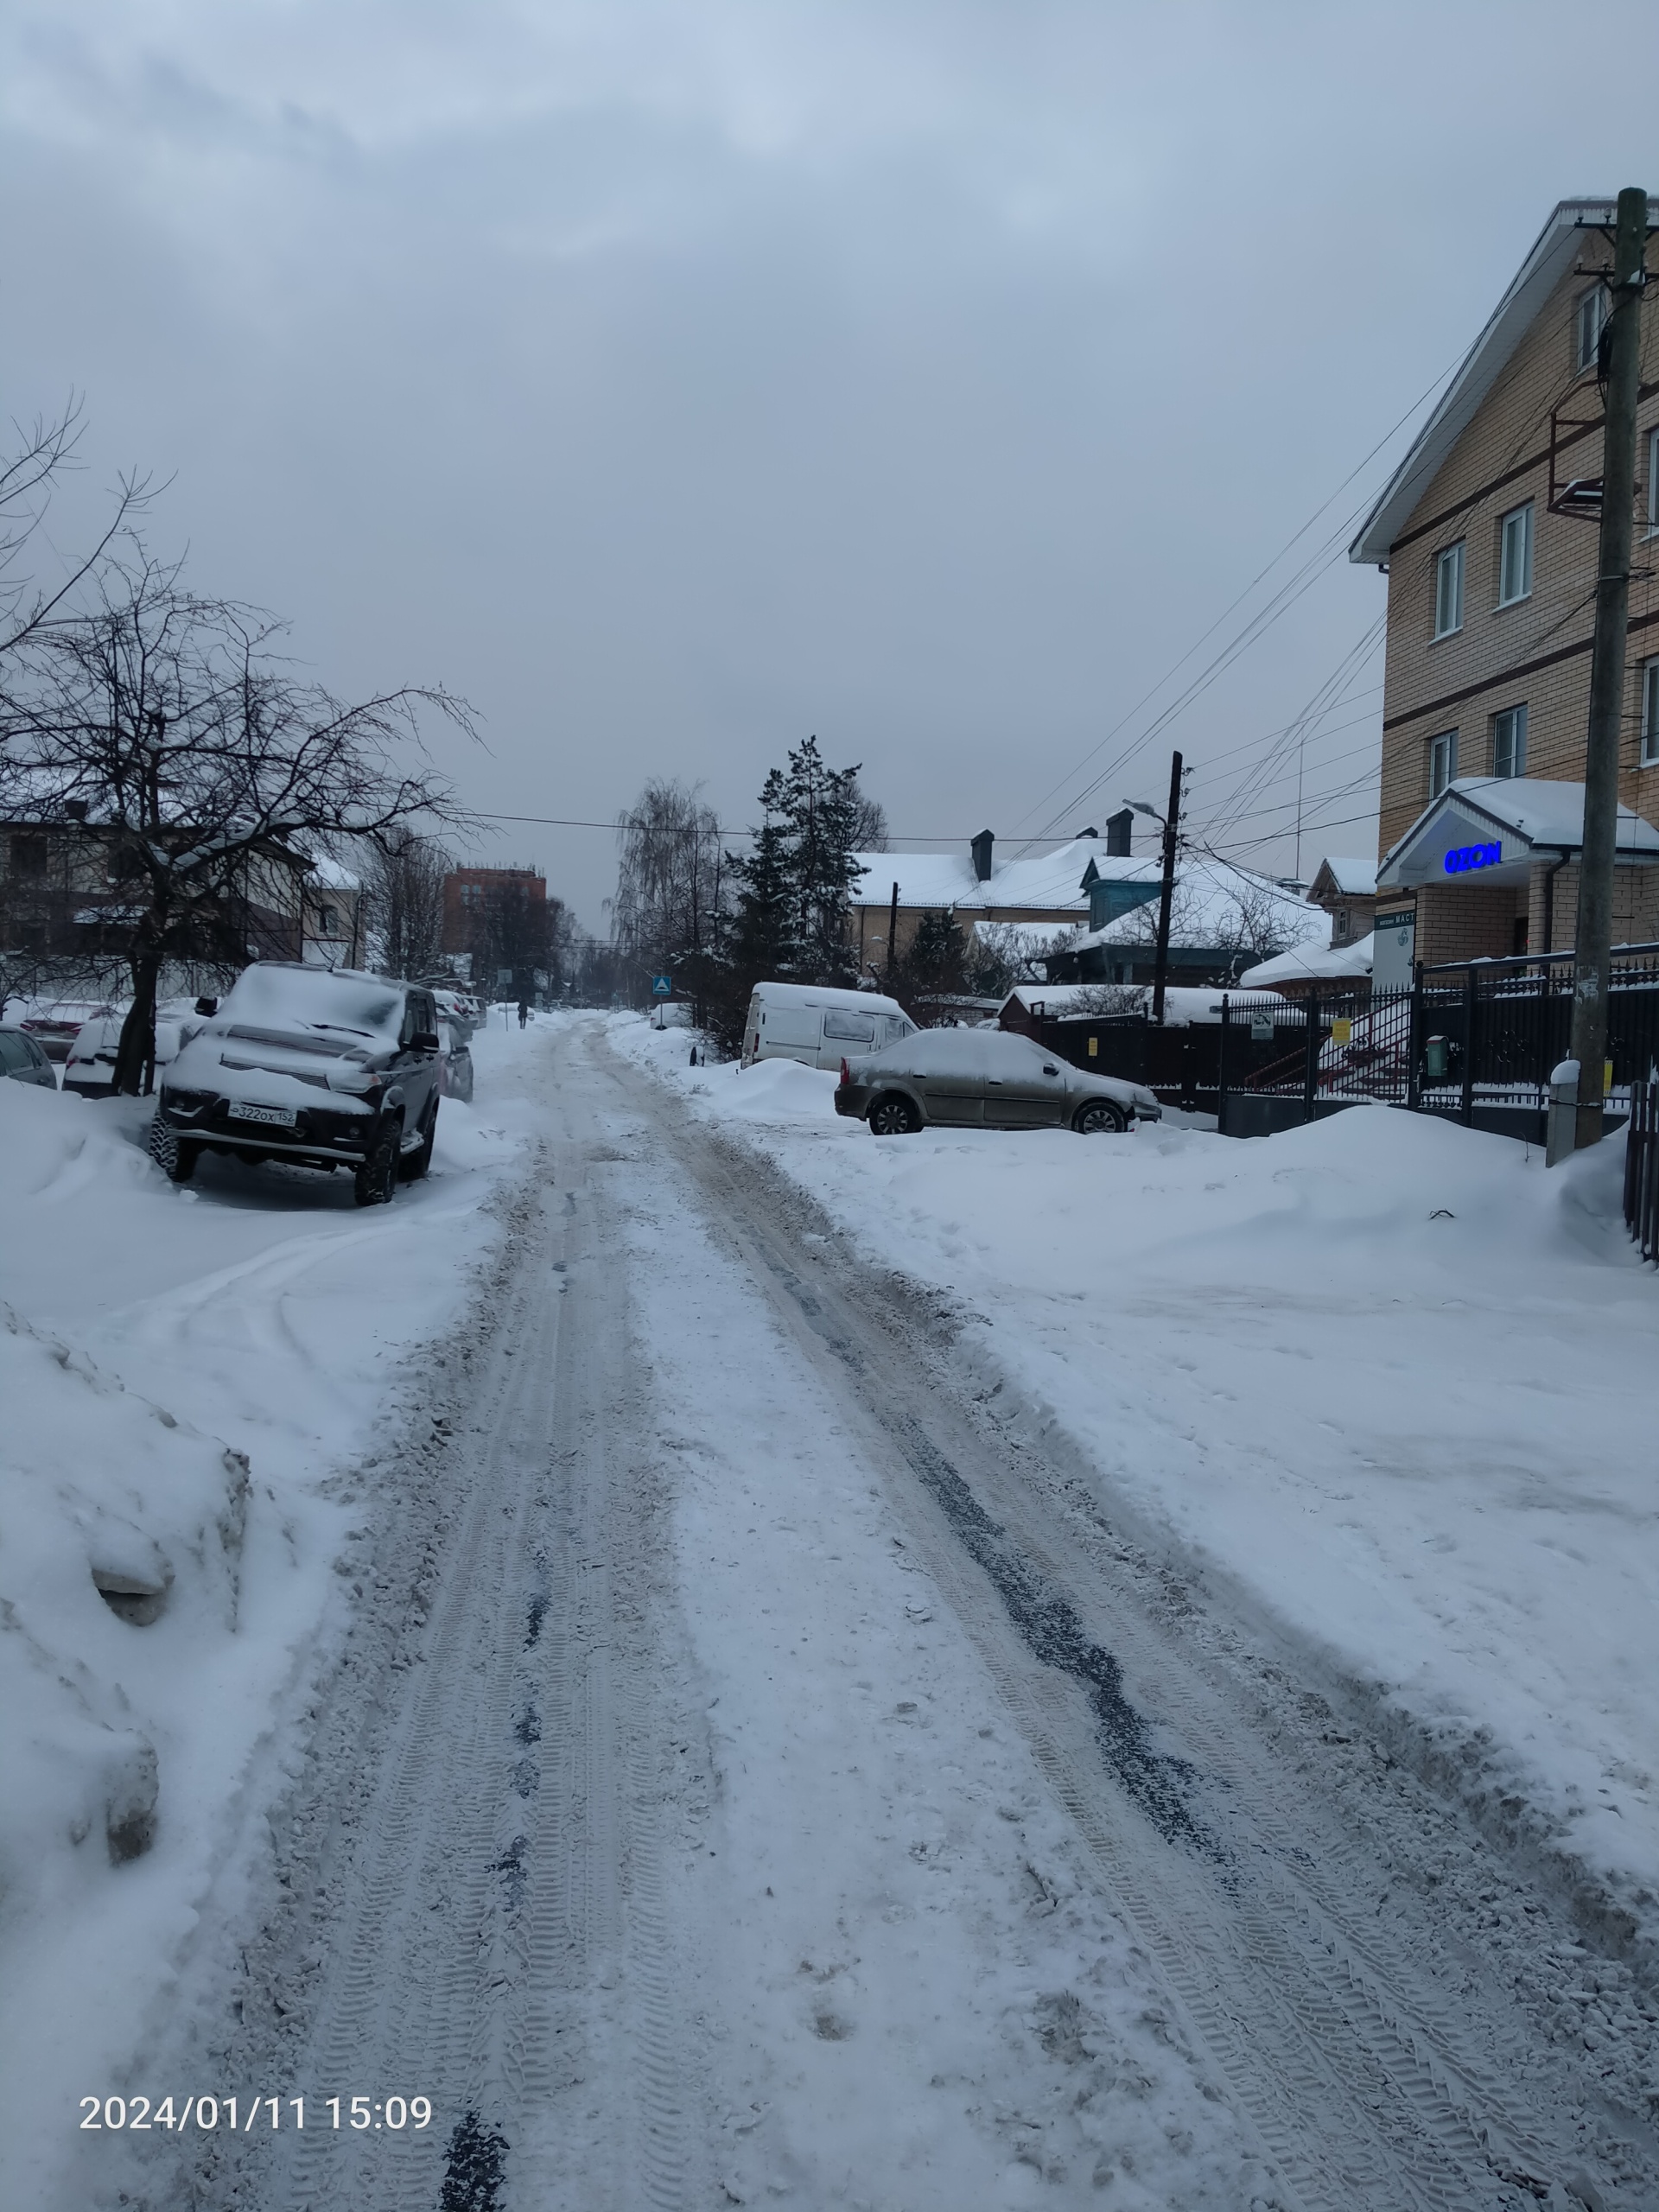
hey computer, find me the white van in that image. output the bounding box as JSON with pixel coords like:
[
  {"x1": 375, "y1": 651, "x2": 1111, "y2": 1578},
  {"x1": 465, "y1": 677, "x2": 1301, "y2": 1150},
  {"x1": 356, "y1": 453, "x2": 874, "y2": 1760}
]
[{"x1": 741, "y1": 981, "x2": 917, "y2": 1071}]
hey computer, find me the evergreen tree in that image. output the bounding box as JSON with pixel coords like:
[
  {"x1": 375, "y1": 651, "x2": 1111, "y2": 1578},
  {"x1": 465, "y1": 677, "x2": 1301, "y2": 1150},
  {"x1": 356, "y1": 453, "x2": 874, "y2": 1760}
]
[
  {"x1": 901, "y1": 907, "x2": 967, "y2": 1001},
  {"x1": 770, "y1": 734, "x2": 867, "y2": 984},
  {"x1": 727, "y1": 807, "x2": 798, "y2": 981}
]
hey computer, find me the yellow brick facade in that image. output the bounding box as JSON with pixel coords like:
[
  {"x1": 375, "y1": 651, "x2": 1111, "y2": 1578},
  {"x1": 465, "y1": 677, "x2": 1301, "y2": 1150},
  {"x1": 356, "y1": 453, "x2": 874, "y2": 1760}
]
[{"x1": 1373, "y1": 260, "x2": 1659, "y2": 906}]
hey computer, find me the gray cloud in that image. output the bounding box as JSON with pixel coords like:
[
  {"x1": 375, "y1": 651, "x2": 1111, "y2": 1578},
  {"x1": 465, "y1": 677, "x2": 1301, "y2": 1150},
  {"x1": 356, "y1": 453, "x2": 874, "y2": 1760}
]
[{"x1": 3, "y1": 1, "x2": 1656, "y2": 921}]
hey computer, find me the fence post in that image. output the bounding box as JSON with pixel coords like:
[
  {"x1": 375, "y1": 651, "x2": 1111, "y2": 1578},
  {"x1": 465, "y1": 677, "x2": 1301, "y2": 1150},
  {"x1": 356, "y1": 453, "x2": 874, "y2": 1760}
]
[
  {"x1": 1407, "y1": 962, "x2": 1424, "y2": 1112},
  {"x1": 1461, "y1": 967, "x2": 1478, "y2": 1128},
  {"x1": 1303, "y1": 992, "x2": 1320, "y2": 1125},
  {"x1": 1217, "y1": 994, "x2": 1230, "y2": 1135}
]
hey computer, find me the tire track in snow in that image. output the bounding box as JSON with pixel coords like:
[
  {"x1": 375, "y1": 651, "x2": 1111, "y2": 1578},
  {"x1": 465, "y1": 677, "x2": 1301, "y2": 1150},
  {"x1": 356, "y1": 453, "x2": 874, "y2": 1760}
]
[{"x1": 616, "y1": 1033, "x2": 1656, "y2": 2212}]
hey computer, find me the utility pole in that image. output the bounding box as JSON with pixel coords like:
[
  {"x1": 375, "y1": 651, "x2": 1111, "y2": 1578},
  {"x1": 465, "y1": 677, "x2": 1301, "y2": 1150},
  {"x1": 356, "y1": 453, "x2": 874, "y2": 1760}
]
[
  {"x1": 887, "y1": 880, "x2": 899, "y2": 984},
  {"x1": 1567, "y1": 187, "x2": 1649, "y2": 1153},
  {"x1": 1151, "y1": 749, "x2": 1183, "y2": 1025}
]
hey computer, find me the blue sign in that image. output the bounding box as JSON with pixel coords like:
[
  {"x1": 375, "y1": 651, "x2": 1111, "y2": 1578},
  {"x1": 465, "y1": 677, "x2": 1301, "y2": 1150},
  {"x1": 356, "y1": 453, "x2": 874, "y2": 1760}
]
[
  {"x1": 1444, "y1": 841, "x2": 1502, "y2": 875},
  {"x1": 651, "y1": 974, "x2": 672, "y2": 996}
]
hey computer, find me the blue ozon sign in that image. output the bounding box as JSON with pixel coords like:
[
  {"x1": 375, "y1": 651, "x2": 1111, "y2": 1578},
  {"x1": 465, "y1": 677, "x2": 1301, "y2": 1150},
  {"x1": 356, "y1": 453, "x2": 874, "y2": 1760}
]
[{"x1": 1444, "y1": 842, "x2": 1502, "y2": 874}]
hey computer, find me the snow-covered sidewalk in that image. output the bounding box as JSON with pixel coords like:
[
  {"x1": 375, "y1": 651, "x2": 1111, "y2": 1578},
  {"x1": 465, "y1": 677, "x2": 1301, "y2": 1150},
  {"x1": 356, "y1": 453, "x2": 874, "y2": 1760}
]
[
  {"x1": 617, "y1": 1016, "x2": 1659, "y2": 1921},
  {"x1": 0, "y1": 1033, "x2": 532, "y2": 2208}
]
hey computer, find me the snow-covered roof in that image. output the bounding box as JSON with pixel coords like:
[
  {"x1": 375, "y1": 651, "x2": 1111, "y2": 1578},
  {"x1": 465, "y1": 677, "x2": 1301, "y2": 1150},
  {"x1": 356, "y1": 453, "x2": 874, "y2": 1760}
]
[
  {"x1": 1350, "y1": 200, "x2": 1648, "y2": 563},
  {"x1": 1308, "y1": 856, "x2": 1376, "y2": 899},
  {"x1": 1239, "y1": 933, "x2": 1375, "y2": 988},
  {"x1": 304, "y1": 854, "x2": 361, "y2": 893},
  {"x1": 1000, "y1": 982, "x2": 1288, "y2": 1027},
  {"x1": 1377, "y1": 778, "x2": 1659, "y2": 891},
  {"x1": 850, "y1": 835, "x2": 1132, "y2": 914},
  {"x1": 969, "y1": 918, "x2": 1077, "y2": 951},
  {"x1": 1067, "y1": 855, "x2": 1326, "y2": 952}
]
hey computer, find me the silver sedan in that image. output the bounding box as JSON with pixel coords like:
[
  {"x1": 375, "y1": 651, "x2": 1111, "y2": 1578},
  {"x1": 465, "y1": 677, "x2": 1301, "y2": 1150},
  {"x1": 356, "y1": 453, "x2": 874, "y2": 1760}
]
[{"x1": 833, "y1": 1027, "x2": 1160, "y2": 1135}]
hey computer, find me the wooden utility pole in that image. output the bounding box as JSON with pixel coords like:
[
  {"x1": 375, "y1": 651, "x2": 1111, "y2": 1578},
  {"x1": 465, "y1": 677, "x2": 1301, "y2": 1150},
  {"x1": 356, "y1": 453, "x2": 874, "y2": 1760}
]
[
  {"x1": 887, "y1": 880, "x2": 899, "y2": 983},
  {"x1": 1567, "y1": 187, "x2": 1649, "y2": 1152},
  {"x1": 1151, "y1": 750, "x2": 1183, "y2": 1024}
]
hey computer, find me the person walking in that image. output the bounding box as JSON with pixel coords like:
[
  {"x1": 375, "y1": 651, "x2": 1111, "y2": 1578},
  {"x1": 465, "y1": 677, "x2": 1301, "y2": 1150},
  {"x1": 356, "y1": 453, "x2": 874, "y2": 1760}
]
[{"x1": 517, "y1": 999, "x2": 529, "y2": 1029}]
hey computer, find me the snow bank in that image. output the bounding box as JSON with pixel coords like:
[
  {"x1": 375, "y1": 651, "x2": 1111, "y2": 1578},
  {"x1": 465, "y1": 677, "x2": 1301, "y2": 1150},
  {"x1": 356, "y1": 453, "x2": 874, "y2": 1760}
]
[
  {"x1": 0, "y1": 1041, "x2": 530, "y2": 2209},
  {"x1": 615, "y1": 1013, "x2": 1659, "y2": 1921}
]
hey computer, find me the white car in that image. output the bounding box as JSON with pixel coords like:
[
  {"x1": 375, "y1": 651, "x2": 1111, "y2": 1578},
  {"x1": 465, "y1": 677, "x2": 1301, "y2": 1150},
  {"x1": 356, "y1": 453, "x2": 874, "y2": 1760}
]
[
  {"x1": 62, "y1": 1000, "x2": 201, "y2": 1099},
  {"x1": 741, "y1": 980, "x2": 917, "y2": 1071}
]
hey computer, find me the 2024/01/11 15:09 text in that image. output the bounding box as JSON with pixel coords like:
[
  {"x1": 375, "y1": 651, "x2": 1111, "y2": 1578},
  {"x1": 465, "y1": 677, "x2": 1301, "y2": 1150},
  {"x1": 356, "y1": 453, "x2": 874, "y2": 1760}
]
[{"x1": 79, "y1": 2094, "x2": 432, "y2": 2131}]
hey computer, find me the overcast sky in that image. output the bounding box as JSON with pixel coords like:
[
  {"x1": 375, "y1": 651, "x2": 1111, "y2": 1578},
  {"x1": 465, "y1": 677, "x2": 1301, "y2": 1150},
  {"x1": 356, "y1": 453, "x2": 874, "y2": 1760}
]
[{"x1": 4, "y1": 2, "x2": 1656, "y2": 928}]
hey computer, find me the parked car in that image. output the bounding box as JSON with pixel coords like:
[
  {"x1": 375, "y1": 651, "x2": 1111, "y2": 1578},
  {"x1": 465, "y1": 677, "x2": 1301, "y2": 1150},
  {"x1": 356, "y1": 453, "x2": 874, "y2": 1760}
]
[
  {"x1": 0, "y1": 1026, "x2": 58, "y2": 1088},
  {"x1": 149, "y1": 963, "x2": 444, "y2": 1205},
  {"x1": 835, "y1": 1027, "x2": 1162, "y2": 1135},
  {"x1": 438, "y1": 1018, "x2": 474, "y2": 1103},
  {"x1": 18, "y1": 1000, "x2": 120, "y2": 1062},
  {"x1": 62, "y1": 998, "x2": 201, "y2": 1099},
  {"x1": 742, "y1": 981, "x2": 917, "y2": 1071}
]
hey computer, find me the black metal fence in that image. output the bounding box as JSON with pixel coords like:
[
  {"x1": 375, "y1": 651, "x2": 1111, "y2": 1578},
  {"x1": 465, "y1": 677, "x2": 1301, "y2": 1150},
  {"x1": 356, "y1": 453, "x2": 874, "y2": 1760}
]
[
  {"x1": 1220, "y1": 944, "x2": 1659, "y2": 1141},
  {"x1": 1626, "y1": 1080, "x2": 1659, "y2": 1261}
]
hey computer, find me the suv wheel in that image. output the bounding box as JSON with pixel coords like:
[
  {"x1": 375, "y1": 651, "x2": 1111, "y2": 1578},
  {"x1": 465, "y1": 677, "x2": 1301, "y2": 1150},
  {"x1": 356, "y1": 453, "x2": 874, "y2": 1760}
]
[
  {"x1": 400, "y1": 1100, "x2": 438, "y2": 1182},
  {"x1": 149, "y1": 1116, "x2": 200, "y2": 1183},
  {"x1": 353, "y1": 1126, "x2": 400, "y2": 1206},
  {"x1": 1073, "y1": 1098, "x2": 1128, "y2": 1135},
  {"x1": 868, "y1": 1094, "x2": 918, "y2": 1136}
]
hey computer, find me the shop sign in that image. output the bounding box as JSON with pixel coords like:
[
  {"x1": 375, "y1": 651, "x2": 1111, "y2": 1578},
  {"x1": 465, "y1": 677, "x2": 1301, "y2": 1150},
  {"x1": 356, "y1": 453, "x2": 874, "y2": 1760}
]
[{"x1": 1444, "y1": 841, "x2": 1503, "y2": 874}]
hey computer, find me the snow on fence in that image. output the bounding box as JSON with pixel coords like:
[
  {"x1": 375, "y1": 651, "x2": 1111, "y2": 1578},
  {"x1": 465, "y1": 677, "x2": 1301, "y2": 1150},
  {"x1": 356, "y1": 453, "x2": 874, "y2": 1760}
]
[{"x1": 1224, "y1": 944, "x2": 1659, "y2": 1142}]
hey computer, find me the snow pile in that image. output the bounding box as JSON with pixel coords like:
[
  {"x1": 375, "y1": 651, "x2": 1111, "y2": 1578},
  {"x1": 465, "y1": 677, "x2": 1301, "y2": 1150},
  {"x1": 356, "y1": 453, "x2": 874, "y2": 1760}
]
[
  {"x1": 696, "y1": 1054, "x2": 840, "y2": 1124},
  {"x1": 618, "y1": 1013, "x2": 1659, "y2": 1912},
  {"x1": 0, "y1": 1039, "x2": 531, "y2": 2209},
  {"x1": 0, "y1": 1304, "x2": 249, "y2": 1901}
]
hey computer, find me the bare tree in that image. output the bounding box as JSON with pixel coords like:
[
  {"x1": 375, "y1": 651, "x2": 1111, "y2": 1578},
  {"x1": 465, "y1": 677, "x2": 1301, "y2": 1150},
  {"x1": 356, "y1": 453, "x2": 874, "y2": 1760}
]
[
  {"x1": 1104, "y1": 858, "x2": 1310, "y2": 980},
  {"x1": 612, "y1": 779, "x2": 727, "y2": 1005},
  {"x1": 358, "y1": 828, "x2": 453, "y2": 978},
  {"x1": 0, "y1": 398, "x2": 150, "y2": 680},
  {"x1": 2, "y1": 550, "x2": 474, "y2": 1090},
  {"x1": 848, "y1": 779, "x2": 888, "y2": 852}
]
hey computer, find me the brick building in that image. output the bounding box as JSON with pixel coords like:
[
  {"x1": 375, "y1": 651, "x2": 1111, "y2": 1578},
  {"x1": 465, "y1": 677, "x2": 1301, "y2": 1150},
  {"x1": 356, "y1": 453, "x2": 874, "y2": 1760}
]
[
  {"x1": 441, "y1": 866, "x2": 550, "y2": 987},
  {"x1": 1351, "y1": 197, "x2": 1659, "y2": 981}
]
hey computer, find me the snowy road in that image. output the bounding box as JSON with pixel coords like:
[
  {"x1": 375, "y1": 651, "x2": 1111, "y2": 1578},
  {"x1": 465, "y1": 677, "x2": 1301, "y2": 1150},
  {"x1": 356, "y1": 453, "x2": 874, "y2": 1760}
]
[{"x1": 105, "y1": 1020, "x2": 1657, "y2": 2210}]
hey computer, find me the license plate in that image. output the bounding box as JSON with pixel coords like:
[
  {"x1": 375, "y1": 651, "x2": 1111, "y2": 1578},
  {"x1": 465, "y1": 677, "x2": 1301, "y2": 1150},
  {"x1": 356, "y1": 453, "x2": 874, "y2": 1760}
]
[{"x1": 229, "y1": 1101, "x2": 297, "y2": 1128}]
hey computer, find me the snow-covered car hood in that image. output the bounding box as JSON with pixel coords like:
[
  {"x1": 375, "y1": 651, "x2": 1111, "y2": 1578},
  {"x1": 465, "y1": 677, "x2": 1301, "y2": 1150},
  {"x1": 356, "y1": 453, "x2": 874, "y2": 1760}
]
[{"x1": 168, "y1": 1022, "x2": 386, "y2": 1103}]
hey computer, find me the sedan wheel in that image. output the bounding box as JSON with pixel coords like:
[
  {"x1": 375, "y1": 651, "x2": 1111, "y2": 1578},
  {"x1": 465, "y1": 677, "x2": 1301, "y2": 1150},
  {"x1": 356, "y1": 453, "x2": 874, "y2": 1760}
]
[
  {"x1": 868, "y1": 1094, "x2": 918, "y2": 1136},
  {"x1": 1073, "y1": 1098, "x2": 1128, "y2": 1135}
]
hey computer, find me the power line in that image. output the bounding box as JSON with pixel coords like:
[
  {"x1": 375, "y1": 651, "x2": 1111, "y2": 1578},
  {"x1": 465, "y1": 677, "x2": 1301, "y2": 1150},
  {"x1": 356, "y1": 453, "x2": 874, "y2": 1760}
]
[{"x1": 1003, "y1": 353, "x2": 1463, "y2": 852}]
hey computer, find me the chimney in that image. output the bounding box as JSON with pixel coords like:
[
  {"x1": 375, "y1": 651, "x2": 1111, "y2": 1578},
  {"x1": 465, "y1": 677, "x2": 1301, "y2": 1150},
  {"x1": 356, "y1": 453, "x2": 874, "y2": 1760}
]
[
  {"x1": 1105, "y1": 806, "x2": 1134, "y2": 857},
  {"x1": 971, "y1": 829, "x2": 995, "y2": 882}
]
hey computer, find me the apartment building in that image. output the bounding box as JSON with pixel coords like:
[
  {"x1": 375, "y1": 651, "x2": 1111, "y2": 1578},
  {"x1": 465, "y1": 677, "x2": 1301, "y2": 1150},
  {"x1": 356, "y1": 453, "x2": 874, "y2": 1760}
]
[{"x1": 1351, "y1": 197, "x2": 1659, "y2": 983}]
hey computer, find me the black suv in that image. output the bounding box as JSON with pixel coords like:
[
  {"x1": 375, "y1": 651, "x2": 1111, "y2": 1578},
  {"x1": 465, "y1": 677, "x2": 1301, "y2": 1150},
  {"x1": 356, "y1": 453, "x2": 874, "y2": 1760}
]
[{"x1": 149, "y1": 963, "x2": 444, "y2": 1205}]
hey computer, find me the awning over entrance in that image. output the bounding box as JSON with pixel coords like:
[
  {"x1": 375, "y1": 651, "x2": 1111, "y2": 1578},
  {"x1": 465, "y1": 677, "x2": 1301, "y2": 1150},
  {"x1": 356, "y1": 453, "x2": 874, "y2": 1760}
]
[{"x1": 1377, "y1": 779, "x2": 1659, "y2": 892}]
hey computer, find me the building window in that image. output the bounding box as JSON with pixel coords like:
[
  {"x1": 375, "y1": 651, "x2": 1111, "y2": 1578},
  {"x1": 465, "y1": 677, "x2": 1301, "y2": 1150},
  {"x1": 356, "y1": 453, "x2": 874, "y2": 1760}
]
[
  {"x1": 1433, "y1": 541, "x2": 1465, "y2": 639},
  {"x1": 318, "y1": 905, "x2": 338, "y2": 938},
  {"x1": 1428, "y1": 728, "x2": 1458, "y2": 798},
  {"x1": 1497, "y1": 502, "x2": 1533, "y2": 606},
  {"x1": 1576, "y1": 285, "x2": 1606, "y2": 374},
  {"x1": 1491, "y1": 702, "x2": 1527, "y2": 779},
  {"x1": 1643, "y1": 658, "x2": 1659, "y2": 768},
  {"x1": 1648, "y1": 426, "x2": 1659, "y2": 538}
]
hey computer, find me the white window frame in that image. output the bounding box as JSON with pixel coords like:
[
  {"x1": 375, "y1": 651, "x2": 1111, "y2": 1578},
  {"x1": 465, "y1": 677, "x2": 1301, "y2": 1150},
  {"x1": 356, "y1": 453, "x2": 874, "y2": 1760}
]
[
  {"x1": 1491, "y1": 702, "x2": 1527, "y2": 779},
  {"x1": 1643, "y1": 658, "x2": 1659, "y2": 768},
  {"x1": 1648, "y1": 425, "x2": 1659, "y2": 539},
  {"x1": 1433, "y1": 540, "x2": 1465, "y2": 639},
  {"x1": 1428, "y1": 728, "x2": 1458, "y2": 799},
  {"x1": 1576, "y1": 285, "x2": 1606, "y2": 374},
  {"x1": 1497, "y1": 501, "x2": 1533, "y2": 607}
]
